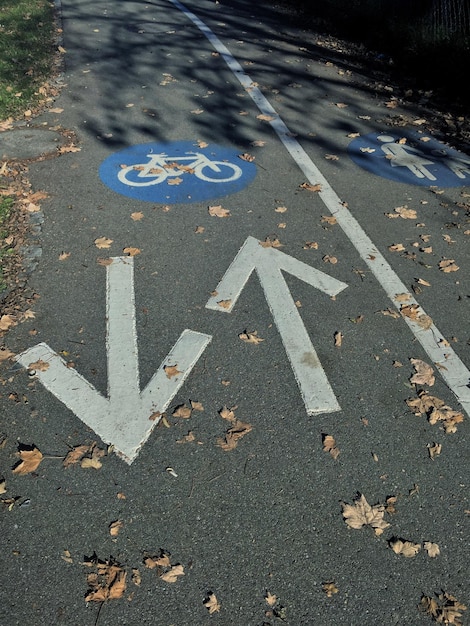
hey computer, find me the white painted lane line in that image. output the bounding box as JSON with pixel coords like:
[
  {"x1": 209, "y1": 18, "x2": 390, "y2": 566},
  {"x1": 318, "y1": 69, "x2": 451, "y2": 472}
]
[
  {"x1": 169, "y1": 0, "x2": 470, "y2": 416},
  {"x1": 16, "y1": 257, "x2": 212, "y2": 464},
  {"x1": 206, "y1": 237, "x2": 348, "y2": 415}
]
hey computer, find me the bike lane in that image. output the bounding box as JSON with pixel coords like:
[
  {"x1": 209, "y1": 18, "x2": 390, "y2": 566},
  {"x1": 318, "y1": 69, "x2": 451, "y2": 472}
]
[{"x1": 1, "y1": 0, "x2": 469, "y2": 623}]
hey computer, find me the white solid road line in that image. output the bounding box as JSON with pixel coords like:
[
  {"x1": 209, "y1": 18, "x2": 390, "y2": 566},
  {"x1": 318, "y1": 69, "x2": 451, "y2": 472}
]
[
  {"x1": 206, "y1": 237, "x2": 347, "y2": 415},
  {"x1": 170, "y1": 0, "x2": 470, "y2": 417}
]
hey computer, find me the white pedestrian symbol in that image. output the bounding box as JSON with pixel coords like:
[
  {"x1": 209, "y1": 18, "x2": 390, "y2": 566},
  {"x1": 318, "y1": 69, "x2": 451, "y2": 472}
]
[
  {"x1": 118, "y1": 151, "x2": 242, "y2": 187},
  {"x1": 430, "y1": 149, "x2": 470, "y2": 179},
  {"x1": 377, "y1": 135, "x2": 437, "y2": 181}
]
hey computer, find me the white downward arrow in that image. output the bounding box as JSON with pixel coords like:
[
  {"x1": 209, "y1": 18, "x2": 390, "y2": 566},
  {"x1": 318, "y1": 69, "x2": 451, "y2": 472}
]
[
  {"x1": 15, "y1": 257, "x2": 212, "y2": 464},
  {"x1": 206, "y1": 237, "x2": 348, "y2": 415}
]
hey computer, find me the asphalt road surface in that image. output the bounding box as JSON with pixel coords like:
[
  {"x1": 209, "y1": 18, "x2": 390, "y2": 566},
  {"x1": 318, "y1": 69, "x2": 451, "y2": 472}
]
[{"x1": 1, "y1": 0, "x2": 469, "y2": 624}]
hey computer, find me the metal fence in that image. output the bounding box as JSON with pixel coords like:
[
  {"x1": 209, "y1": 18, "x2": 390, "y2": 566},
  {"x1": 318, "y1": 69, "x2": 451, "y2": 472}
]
[{"x1": 423, "y1": 0, "x2": 470, "y2": 39}]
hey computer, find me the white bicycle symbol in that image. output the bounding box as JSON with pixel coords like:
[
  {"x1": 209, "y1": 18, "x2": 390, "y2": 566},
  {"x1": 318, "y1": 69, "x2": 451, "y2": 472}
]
[{"x1": 118, "y1": 151, "x2": 243, "y2": 187}]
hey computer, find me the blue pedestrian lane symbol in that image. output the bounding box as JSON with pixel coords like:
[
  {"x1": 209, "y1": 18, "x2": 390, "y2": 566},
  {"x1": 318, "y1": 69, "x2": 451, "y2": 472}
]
[
  {"x1": 99, "y1": 141, "x2": 257, "y2": 203},
  {"x1": 348, "y1": 130, "x2": 470, "y2": 187}
]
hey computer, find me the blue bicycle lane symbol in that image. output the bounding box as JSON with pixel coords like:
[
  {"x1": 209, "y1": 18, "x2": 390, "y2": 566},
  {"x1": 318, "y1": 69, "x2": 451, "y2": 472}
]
[
  {"x1": 99, "y1": 141, "x2": 257, "y2": 203},
  {"x1": 348, "y1": 130, "x2": 470, "y2": 187}
]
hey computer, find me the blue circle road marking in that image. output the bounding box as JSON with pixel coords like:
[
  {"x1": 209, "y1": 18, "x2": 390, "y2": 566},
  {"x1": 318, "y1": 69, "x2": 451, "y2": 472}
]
[
  {"x1": 348, "y1": 130, "x2": 470, "y2": 187},
  {"x1": 99, "y1": 141, "x2": 257, "y2": 203}
]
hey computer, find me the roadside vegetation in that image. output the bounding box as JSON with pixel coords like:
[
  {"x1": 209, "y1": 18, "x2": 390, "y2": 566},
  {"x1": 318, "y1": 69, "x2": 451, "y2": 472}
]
[
  {"x1": 0, "y1": 0, "x2": 56, "y2": 301},
  {"x1": 282, "y1": 0, "x2": 470, "y2": 108},
  {"x1": 0, "y1": 196, "x2": 14, "y2": 293},
  {"x1": 0, "y1": 0, "x2": 56, "y2": 120}
]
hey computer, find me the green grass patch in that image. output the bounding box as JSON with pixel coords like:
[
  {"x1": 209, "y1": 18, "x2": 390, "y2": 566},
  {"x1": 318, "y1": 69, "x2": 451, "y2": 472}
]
[
  {"x1": 0, "y1": 195, "x2": 15, "y2": 292},
  {"x1": 0, "y1": 0, "x2": 56, "y2": 120}
]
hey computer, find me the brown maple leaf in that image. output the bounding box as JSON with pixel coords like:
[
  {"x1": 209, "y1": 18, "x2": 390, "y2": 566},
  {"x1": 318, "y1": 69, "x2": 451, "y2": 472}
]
[
  {"x1": 63, "y1": 444, "x2": 91, "y2": 468},
  {"x1": 208, "y1": 205, "x2": 231, "y2": 217},
  {"x1": 341, "y1": 493, "x2": 390, "y2": 533},
  {"x1": 410, "y1": 358, "x2": 435, "y2": 386},
  {"x1": 94, "y1": 237, "x2": 113, "y2": 249},
  {"x1": 12, "y1": 444, "x2": 43, "y2": 475}
]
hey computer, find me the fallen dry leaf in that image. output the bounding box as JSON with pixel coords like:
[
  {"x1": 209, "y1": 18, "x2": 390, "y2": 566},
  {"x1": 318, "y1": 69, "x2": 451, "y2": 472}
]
[
  {"x1": 260, "y1": 235, "x2": 282, "y2": 248},
  {"x1": 84, "y1": 555, "x2": 127, "y2": 602},
  {"x1": 239, "y1": 330, "x2": 264, "y2": 344},
  {"x1": 389, "y1": 243, "x2": 406, "y2": 252},
  {"x1": 423, "y1": 541, "x2": 440, "y2": 558},
  {"x1": 81, "y1": 443, "x2": 105, "y2": 469},
  {"x1": 322, "y1": 434, "x2": 340, "y2": 459},
  {"x1": 219, "y1": 406, "x2": 237, "y2": 422},
  {"x1": 0, "y1": 348, "x2": 15, "y2": 362},
  {"x1": 439, "y1": 258, "x2": 459, "y2": 273},
  {"x1": 300, "y1": 182, "x2": 322, "y2": 192},
  {"x1": 389, "y1": 538, "x2": 421, "y2": 557},
  {"x1": 131, "y1": 211, "x2": 144, "y2": 221},
  {"x1": 164, "y1": 364, "x2": 182, "y2": 379},
  {"x1": 427, "y1": 442, "x2": 442, "y2": 460},
  {"x1": 386, "y1": 205, "x2": 417, "y2": 219},
  {"x1": 400, "y1": 304, "x2": 432, "y2": 329},
  {"x1": 131, "y1": 569, "x2": 141, "y2": 586},
  {"x1": 63, "y1": 444, "x2": 91, "y2": 468},
  {"x1": 419, "y1": 592, "x2": 467, "y2": 625},
  {"x1": 176, "y1": 431, "x2": 196, "y2": 444},
  {"x1": 123, "y1": 247, "x2": 141, "y2": 256},
  {"x1": 160, "y1": 564, "x2": 185, "y2": 583},
  {"x1": 144, "y1": 552, "x2": 171, "y2": 570},
  {"x1": 410, "y1": 358, "x2": 435, "y2": 386},
  {"x1": 12, "y1": 445, "x2": 43, "y2": 475},
  {"x1": 59, "y1": 252, "x2": 71, "y2": 261},
  {"x1": 265, "y1": 592, "x2": 277, "y2": 606},
  {"x1": 321, "y1": 215, "x2": 337, "y2": 225},
  {"x1": 94, "y1": 237, "x2": 113, "y2": 249},
  {"x1": 208, "y1": 205, "x2": 231, "y2": 218},
  {"x1": 172, "y1": 404, "x2": 192, "y2": 419},
  {"x1": 109, "y1": 520, "x2": 123, "y2": 537},
  {"x1": 334, "y1": 331, "x2": 343, "y2": 347},
  {"x1": 204, "y1": 592, "x2": 221, "y2": 614},
  {"x1": 0, "y1": 315, "x2": 17, "y2": 331},
  {"x1": 322, "y1": 581, "x2": 339, "y2": 597},
  {"x1": 217, "y1": 420, "x2": 252, "y2": 451},
  {"x1": 257, "y1": 113, "x2": 275, "y2": 122},
  {"x1": 239, "y1": 153, "x2": 255, "y2": 162},
  {"x1": 341, "y1": 493, "x2": 390, "y2": 533},
  {"x1": 27, "y1": 359, "x2": 50, "y2": 372}
]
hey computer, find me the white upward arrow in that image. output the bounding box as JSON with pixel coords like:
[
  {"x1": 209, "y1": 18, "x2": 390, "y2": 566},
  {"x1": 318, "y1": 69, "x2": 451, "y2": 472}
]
[
  {"x1": 206, "y1": 237, "x2": 347, "y2": 415},
  {"x1": 15, "y1": 257, "x2": 212, "y2": 464}
]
